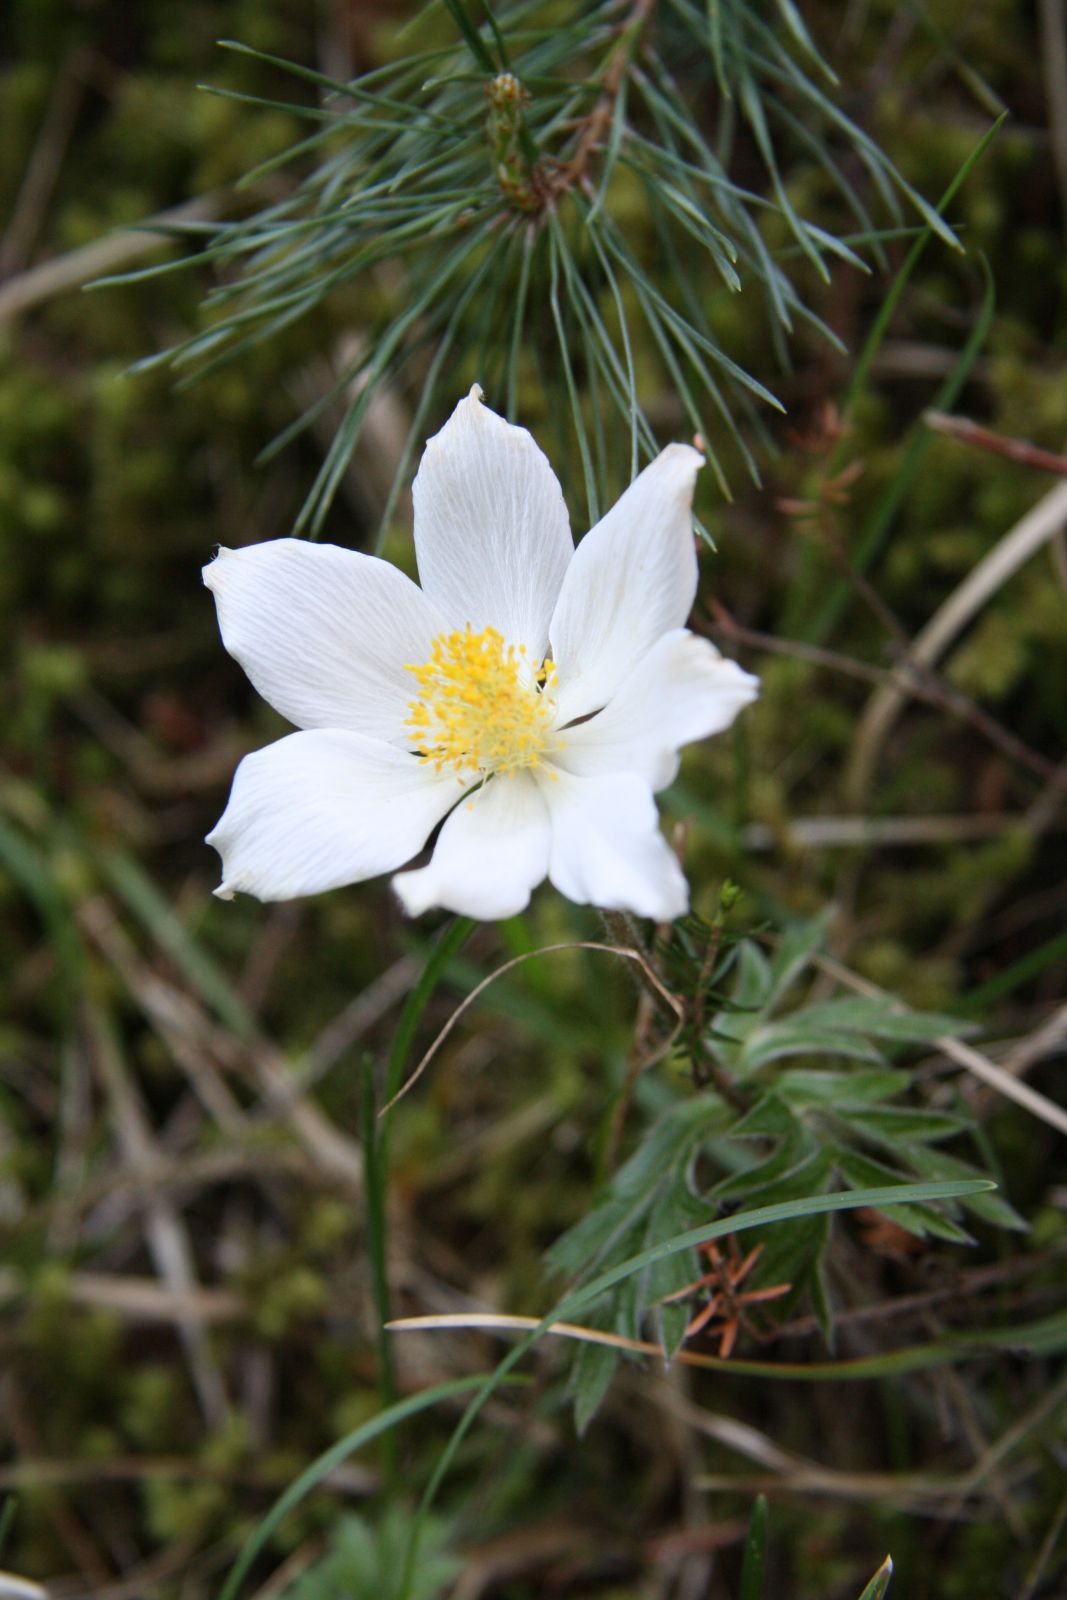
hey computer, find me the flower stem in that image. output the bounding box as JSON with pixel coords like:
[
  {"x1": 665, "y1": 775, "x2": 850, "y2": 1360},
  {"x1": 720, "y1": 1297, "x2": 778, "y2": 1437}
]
[
  {"x1": 363, "y1": 916, "x2": 476, "y2": 1446},
  {"x1": 599, "y1": 908, "x2": 663, "y2": 1003}
]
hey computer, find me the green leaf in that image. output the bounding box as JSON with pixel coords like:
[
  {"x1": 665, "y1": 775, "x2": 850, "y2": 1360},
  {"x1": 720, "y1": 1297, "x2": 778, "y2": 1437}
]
[
  {"x1": 773, "y1": 0, "x2": 836, "y2": 81},
  {"x1": 441, "y1": 0, "x2": 498, "y2": 72},
  {"x1": 765, "y1": 912, "x2": 834, "y2": 1004},
  {"x1": 739, "y1": 1494, "x2": 768, "y2": 1600},
  {"x1": 727, "y1": 939, "x2": 772, "y2": 1011},
  {"x1": 749, "y1": 1209, "x2": 831, "y2": 1315},
  {"x1": 287, "y1": 1508, "x2": 460, "y2": 1600},
  {"x1": 740, "y1": 1022, "x2": 885, "y2": 1072},
  {"x1": 708, "y1": 1151, "x2": 837, "y2": 1309},
  {"x1": 657, "y1": 1296, "x2": 694, "y2": 1365},
  {"x1": 570, "y1": 1338, "x2": 620, "y2": 1437},
  {"x1": 644, "y1": 1174, "x2": 707, "y2": 1360},
  {"x1": 711, "y1": 1129, "x2": 817, "y2": 1203},
  {"x1": 777, "y1": 1069, "x2": 910, "y2": 1109},
  {"x1": 856, "y1": 1555, "x2": 894, "y2": 1600},
  {"x1": 793, "y1": 997, "x2": 969, "y2": 1043},
  {"x1": 729, "y1": 1092, "x2": 800, "y2": 1138},
  {"x1": 846, "y1": 1106, "x2": 968, "y2": 1145},
  {"x1": 382, "y1": 917, "x2": 476, "y2": 1108},
  {"x1": 904, "y1": 1147, "x2": 1028, "y2": 1231},
  {"x1": 980, "y1": 1307, "x2": 1067, "y2": 1355},
  {"x1": 833, "y1": 1148, "x2": 973, "y2": 1243},
  {"x1": 216, "y1": 1375, "x2": 520, "y2": 1600},
  {"x1": 546, "y1": 1099, "x2": 724, "y2": 1280},
  {"x1": 409, "y1": 1178, "x2": 997, "y2": 1595}
]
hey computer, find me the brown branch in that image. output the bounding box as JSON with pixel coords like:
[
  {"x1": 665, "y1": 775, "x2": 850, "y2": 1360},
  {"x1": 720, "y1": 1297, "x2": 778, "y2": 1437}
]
[
  {"x1": 0, "y1": 194, "x2": 222, "y2": 324},
  {"x1": 702, "y1": 601, "x2": 1067, "y2": 796},
  {"x1": 769, "y1": 1251, "x2": 1065, "y2": 1342},
  {"x1": 924, "y1": 410, "x2": 1067, "y2": 476},
  {"x1": 603, "y1": 984, "x2": 661, "y2": 1173},
  {"x1": 547, "y1": 0, "x2": 655, "y2": 198},
  {"x1": 0, "y1": 48, "x2": 89, "y2": 277}
]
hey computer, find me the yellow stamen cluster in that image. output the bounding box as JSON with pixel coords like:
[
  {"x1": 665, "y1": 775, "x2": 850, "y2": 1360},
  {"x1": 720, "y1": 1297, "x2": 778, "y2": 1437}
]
[{"x1": 405, "y1": 624, "x2": 557, "y2": 779}]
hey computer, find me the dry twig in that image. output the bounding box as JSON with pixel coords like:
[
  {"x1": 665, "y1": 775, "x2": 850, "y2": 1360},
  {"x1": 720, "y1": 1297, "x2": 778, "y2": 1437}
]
[
  {"x1": 379, "y1": 940, "x2": 684, "y2": 1115},
  {"x1": 811, "y1": 951, "x2": 1067, "y2": 1140},
  {"x1": 0, "y1": 196, "x2": 221, "y2": 324}
]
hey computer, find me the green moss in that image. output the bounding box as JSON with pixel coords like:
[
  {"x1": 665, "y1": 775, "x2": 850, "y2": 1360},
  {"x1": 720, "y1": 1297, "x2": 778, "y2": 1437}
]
[
  {"x1": 250, "y1": 1264, "x2": 329, "y2": 1338},
  {"x1": 121, "y1": 1365, "x2": 183, "y2": 1449},
  {"x1": 4, "y1": 2, "x2": 1066, "y2": 1594}
]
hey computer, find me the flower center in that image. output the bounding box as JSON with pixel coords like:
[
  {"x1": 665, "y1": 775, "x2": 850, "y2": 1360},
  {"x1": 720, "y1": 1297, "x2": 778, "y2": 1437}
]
[{"x1": 404, "y1": 624, "x2": 557, "y2": 779}]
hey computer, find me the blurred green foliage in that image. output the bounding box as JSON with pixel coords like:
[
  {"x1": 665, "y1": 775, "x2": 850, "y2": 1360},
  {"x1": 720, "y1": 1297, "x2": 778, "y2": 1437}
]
[{"x1": 2, "y1": 2, "x2": 1067, "y2": 1599}]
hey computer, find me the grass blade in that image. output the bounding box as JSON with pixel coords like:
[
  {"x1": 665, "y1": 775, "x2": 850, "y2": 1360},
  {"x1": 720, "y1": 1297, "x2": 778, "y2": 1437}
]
[
  {"x1": 739, "y1": 1493, "x2": 768, "y2": 1600},
  {"x1": 215, "y1": 1375, "x2": 519, "y2": 1600},
  {"x1": 400, "y1": 1178, "x2": 993, "y2": 1599}
]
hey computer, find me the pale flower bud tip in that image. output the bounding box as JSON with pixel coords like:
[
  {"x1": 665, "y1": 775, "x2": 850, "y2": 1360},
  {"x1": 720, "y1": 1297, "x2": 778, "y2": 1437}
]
[
  {"x1": 468, "y1": 381, "x2": 484, "y2": 401},
  {"x1": 655, "y1": 441, "x2": 705, "y2": 476},
  {"x1": 202, "y1": 546, "x2": 235, "y2": 588}
]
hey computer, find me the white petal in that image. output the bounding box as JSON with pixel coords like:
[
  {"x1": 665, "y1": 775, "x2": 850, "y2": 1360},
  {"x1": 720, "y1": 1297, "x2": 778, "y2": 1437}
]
[
  {"x1": 540, "y1": 769, "x2": 689, "y2": 921},
  {"x1": 554, "y1": 629, "x2": 759, "y2": 790},
  {"x1": 393, "y1": 771, "x2": 550, "y2": 920},
  {"x1": 548, "y1": 444, "x2": 704, "y2": 724},
  {"x1": 412, "y1": 387, "x2": 573, "y2": 653},
  {"x1": 207, "y1": 731, "x2": 467, "y2": 902},
  {"x1": 204, "y1": 539, "x2": 446, "y2": 740}
]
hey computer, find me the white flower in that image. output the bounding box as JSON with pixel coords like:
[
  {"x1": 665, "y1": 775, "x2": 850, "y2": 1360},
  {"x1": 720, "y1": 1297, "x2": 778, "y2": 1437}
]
[{"x1": 204, "y1": 387, "x2": 758, "y2": 922}]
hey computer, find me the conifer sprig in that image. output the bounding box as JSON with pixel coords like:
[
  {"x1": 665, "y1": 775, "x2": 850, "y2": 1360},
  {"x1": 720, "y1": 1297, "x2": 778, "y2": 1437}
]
[{"x1": 101, "y1": 0, "x2": 955, "y2": 534}]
